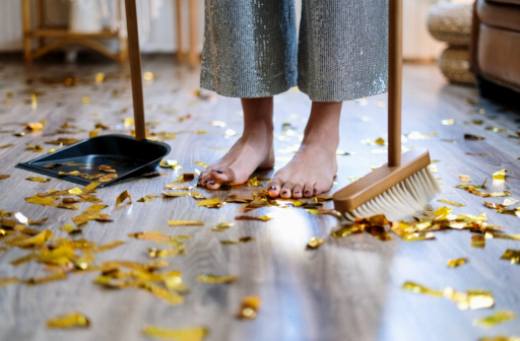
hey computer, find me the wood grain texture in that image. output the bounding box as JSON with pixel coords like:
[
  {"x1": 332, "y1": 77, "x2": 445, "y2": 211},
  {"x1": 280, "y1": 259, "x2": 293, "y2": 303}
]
[{"x1": 0, "y1": 56, "x2": 519, "y2": 341}]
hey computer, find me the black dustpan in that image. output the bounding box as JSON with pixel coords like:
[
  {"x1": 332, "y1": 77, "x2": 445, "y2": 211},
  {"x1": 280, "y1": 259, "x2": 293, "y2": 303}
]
[{"x1": 17, "y1": 0, "x2": 170, "y2": 188}]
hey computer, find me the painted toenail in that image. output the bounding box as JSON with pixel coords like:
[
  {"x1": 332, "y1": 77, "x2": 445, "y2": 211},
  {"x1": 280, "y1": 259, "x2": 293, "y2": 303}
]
[{"x1": 208, "y1": 180, "x2": 214, "y2": 185}]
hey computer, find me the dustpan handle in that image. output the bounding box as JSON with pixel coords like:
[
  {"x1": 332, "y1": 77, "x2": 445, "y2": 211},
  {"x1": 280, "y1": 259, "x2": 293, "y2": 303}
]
[
  {"x1": 125, "y1": 0, "x2": 146, "y2": 141},
  {"x1": 388, "y1": 0, "x2": 402, "y2": 167}
]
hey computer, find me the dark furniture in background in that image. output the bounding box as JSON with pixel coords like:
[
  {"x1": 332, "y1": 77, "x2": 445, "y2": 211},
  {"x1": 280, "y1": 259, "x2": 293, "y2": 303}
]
[{"x1": 471, "y1": 0, "x2": 520, "y2": 101}]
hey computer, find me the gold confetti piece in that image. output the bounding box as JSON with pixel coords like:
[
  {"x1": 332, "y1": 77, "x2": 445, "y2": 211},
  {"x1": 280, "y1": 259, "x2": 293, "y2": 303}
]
[
  {"x1": 123, "y1": 117, "x2": 135, "y2": 128},
  {"x1": 401, "y1": 281, "x2": 443, "y2": 297},
  {"x1": 306, "y1": 237, "x2": 325, "y2": 250},
  {"x1": 464, "y1": 133, "x2": 485, "y2": 141},
  {"x1": 137, "y1": 195, "x2": 159, "y2": 203},
  {"x1": 500, "y1": 249, "x2": 520, "y2": 265},
  {"x1": 162, "y1": 191, "x2": 191, "y2": 198},
  {"x1": 235, "y1": 215, "x2": 271, "y2": 222},
  {"x1": 129, "y1": 231, "x2": 171, "y2": 243},
  {"x1": 68, "y1": 187, "x2": 83, "y2": 195},
  {"x1": 479, "y1": 336, "x2": 520, "y2": 341},
  {"x1": 442, "y1": 118, "x2": 455, "y2": 126},
  {"x1": 237, "y1": 296, "x2": 261, "y2": 320},
  {"x1": 95, "y1": 72, "x2": 105, "y2": 84},
  {"x1": 445, "y1": 288, "x2": 495, "y2": 310},
  {"x1": 492, "y1": 169, "x2": 507, "y2": 183},
  {"x1": 447, "y1": 257, "x2": 468, "y2": 268},
  {"x1": 331, "y1": 215, "x2": 392, "y2": 241},
  {"x1": 168, "y1": 220, "x2": 204, "y2": 227},
  {"x1": 142, "y1": 326, "x2": 208, "y2": 341},
  {"x1": 45, "y1": 137, "x2": 79, "y2": 146},
  {"x1": 195, "y1": 161, "x2": 208, "y2": 168},
  {"x1": 474, "y1": 311, "x2": 516, "y2": 328},
  {"x1": 483, "y1": 202, "x2": 519, "y2": 216},
  {"x1": 211, "y1": 222, "x2": 234, "y2": 232},
  {"x1": 25, "y1": 143, "x2": 43, "y2": 153},
  {"x1": 0, "y1": 277, "x2": 20, "y2": 287},
  {"x1": 437, "y1": 199, "x2": 465, "y2": 207},
  {"x1": 220, "y1": 236, "x2": 254, "y2": 245},
  {"x1": 148, "y1": 247, "x2": 185, "y2": 259},
  {"x1": 0, "y1": 174, "x2": 10, "y2": 180},
  {"x1": 25, "y1": 121, "x2": 44, "y2": 132},
  {"x1": 81, "y1": 96, "x2": 91, "y2": 105},
  {"x1": 472, "y1": 235, "x2": 486, "y2": 249},
  {"x1": 11, "y1": 229, "x2": 52, "y2": 248},
  {"x1": 374, "y1": 137, "x2": 386, "y2": 146},
  {"x1": 115, "y1": 190, "x2": 132, "y2": 208},
  {"x1": 24, "y1": 195, "x2": 56, "y2": 207},
  {"x1": 246, "y1": 176, "x2": 261, "y2": 187},
  {"x1": 197, "y1": 274, "x2": 237, "y2": 285},
  {"x1": 98, "y1": 164, "x2": 116, "y2": 173},
  {"x1": 160, "y1": 159, "x2": 180, "y2": 169},
  {"x1": 143, "y1": 282, "x2": 184, "y2": 305},
  {"x1": 26, "y1": 271, "x2": 67, "y2": 285},
  {"x1": 72, "y1": 204, "x2": 111, "y2": 226},
  {"x1": 47, "y1": 312, "x2": 90, "y2": 329},
  {"x1": 402, "y1": 281, "x2": 495, "y2": 310},
  {"x1": 25, "y1": 176, "x2": 50, "y2": 183},
  {"x1": 143, "y1": 71, "x2": 155, "y2": 81},
  {"x1": 196, "y1": 198, "x2": 223, "y2": 208},
  {"x1": 0, "y1": 143, "x2": 14, "y2": 149}
]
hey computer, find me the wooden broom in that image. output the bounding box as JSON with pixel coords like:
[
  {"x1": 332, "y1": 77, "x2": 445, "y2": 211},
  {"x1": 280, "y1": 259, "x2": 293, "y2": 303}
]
[{"x1": 332, "y1": 0, "x2": 439, "y2": 220}]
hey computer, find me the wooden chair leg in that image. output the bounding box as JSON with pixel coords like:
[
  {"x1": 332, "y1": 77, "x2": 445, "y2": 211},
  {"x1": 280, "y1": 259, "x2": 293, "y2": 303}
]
[
  {"x1": 22, "y1": 0, "x2": 32, "y2": 63},
  {"x1": 175, "y1": 0, "x2": 185, "y2": 62},
  {"x1": 188, "y1": 0, "x2": 199, "y2": 67}
]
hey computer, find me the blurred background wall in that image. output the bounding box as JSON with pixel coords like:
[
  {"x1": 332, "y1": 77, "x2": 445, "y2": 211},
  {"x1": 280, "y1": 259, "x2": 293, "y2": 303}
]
[{"x1": 0, "y1": 0, "x2": 472, "y2": 60}]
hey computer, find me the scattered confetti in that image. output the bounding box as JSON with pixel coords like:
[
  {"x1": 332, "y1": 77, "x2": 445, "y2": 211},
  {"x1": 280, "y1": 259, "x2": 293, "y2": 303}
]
[
  {"x1": 464, "y1": 133, "x2": 485, "y2": 141},
  {"x1": 474, "y1": 311, "x2": 516, "y2": 328},
  {"x1": 437, "y1": 199, "x2": 465, "y2": 208},
  {"x1": 211, "y1": 222, "x2": 234, "y2": 232},
  {"x1": 447, "y1": 257, "x2": 468, "y2": 268},
  {"x1": 115, "y1": 190, "x2": 132, "y2": 208},
  {"x1": 142, "y1": 326, "x2": 208, "y2": 341},
  {"x1": 235, "y1": 215, "x2": 271, "y2": 222},
  {"x1": 25, "y1": 176, "x2": 50, "y2": 183},
  {"x1": 306, "y1": 237, "x2": 325, "y2": 250},
  {"x1": 237, "y1": 296, "x2": 261, "y2": 320},
  {"x1": 500, "y1": 249, "x2": 520, "y2": 265},
  {"x1": 402, "y1": 281, "x2": 495, "y2": 310},
  {"x1": 196, "y1": 198, "x2": 223, "y2": 209},
  {"x1": 168, "y1": 220, "x2": 204, "y2": 227},
  {"x1": 47, "y1": 312, "x2": 90, "y2": 329},
  {"x1": 197, "y1": 274, "x2": 237, "y2": 285}
]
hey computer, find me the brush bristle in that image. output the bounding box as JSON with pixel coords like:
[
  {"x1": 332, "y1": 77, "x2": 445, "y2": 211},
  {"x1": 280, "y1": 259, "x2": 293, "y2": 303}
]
[{"x1": 345, "y1": 167, "x2": 440, "y2": 222}]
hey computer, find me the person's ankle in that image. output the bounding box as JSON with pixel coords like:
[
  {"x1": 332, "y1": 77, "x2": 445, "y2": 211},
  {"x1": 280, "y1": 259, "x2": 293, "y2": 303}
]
[
  {"x1": 302, "y1": 130, "x2": 339, "y2": 150},
  {"x1": 243, "y1": 120, "x2": 273, "y2": 140}
]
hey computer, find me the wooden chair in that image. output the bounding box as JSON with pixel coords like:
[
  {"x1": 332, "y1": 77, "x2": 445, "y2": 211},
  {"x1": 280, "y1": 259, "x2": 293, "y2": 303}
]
[
  {"x1": 21, "y1": 0, "x2": 128, "y2": 63},
  {"x1": 174, "y1": 0, "x2": 200, "y2": 67}
]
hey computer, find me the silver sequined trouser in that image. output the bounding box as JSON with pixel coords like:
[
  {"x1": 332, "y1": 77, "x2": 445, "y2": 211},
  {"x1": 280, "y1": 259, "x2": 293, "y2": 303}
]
[{"x1": 200, "y1": 0, "x2": 388, "y2": 102}]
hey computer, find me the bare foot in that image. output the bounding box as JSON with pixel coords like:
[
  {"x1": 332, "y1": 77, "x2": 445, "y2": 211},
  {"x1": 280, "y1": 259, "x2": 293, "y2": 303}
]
[
  {"x1": 198, "y1": 97, "x2": 274, "y2": 190},
  {"x1": 267, "y1": 102, "x2": 341, "y2": 199}
]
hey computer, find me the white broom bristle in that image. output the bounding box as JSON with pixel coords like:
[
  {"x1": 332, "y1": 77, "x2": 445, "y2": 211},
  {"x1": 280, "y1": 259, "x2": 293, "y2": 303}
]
[{"x1": 345, "y1": 167, "x2": 440, "y2": 222}]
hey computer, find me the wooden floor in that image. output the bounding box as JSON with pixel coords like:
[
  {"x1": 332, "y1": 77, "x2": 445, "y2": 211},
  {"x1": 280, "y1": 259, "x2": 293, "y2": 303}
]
[{"x1": 0, "y1": 56, "x2": 519, "y2": 341}]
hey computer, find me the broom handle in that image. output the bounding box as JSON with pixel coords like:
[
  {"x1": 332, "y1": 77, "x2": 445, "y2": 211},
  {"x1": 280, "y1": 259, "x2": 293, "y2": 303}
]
[
  {"x1": 388, "y1": 0, "x2": 402, "y2": 167},
  {"x1": 125, "y1": 0, "x2": 146, "y2": 141}
]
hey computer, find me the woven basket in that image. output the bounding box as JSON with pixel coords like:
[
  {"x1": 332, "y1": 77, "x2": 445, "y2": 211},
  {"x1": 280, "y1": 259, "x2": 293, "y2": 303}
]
[
  {"x1": 427, "y1": 3, "x2": 473, "y2": 46},
  {"x1": 439, "y1": 47, "x2": 476, "y2": 85}
]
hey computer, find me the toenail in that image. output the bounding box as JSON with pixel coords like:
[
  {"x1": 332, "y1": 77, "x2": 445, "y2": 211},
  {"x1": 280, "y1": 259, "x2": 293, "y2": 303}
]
[
  {"x1": 270, "y1": 185, "x2": 277, "y2": 190},
  {"x1": 208, "y1": 180, "x2": 215, "y2": 185}
]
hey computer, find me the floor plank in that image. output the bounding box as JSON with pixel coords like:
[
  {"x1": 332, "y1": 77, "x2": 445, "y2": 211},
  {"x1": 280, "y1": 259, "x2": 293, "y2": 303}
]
[{"x1": 0, "y1": 56, "x2": 519, "y2": 341}]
